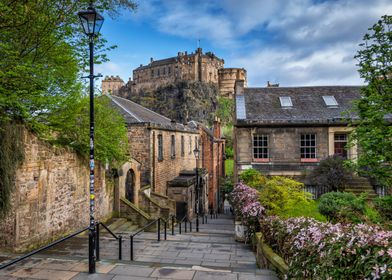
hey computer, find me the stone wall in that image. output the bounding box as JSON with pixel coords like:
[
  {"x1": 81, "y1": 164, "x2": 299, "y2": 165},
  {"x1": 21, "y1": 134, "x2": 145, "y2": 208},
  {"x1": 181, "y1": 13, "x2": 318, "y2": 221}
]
[
  {"x1": 0, "y1": 128, "x2": 113, "y2": 252},
  {"x1": 152, "y1": 129, "x2": 198, "y2": 195},
  {"x1": 218, "y1": 68, "x2": 247, "y2": 99},
  {"x1": 235, "y1": 126, "x2": 329, "y2": 179}
]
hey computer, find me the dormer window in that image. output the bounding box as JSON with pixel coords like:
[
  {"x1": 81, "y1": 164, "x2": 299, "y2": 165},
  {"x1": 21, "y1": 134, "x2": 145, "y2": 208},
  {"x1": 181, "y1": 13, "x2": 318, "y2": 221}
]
[
  {"x1": 279, "y1": 96, "x2": 292, "y2": 108},
  {"x1": 322, "y1": 96, "x2": 338, "y2": 107}
]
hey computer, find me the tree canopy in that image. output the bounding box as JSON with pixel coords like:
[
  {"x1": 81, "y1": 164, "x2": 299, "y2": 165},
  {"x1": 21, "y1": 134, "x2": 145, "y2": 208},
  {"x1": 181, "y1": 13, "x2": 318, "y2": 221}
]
[
  {"x1": 0, "y1": 0, "x2": 136, "y2": 163},
  {"x1": 350, "y1": 15, "x2": 392, "y2": 186}
]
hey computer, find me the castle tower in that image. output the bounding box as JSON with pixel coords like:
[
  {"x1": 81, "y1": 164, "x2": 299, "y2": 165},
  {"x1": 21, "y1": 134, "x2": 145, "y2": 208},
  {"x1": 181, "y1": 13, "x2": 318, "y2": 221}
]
[
  {"x1": 101, "y1": 75, "x2": 125, "y2": 95},
  {"x1": 218, "y1": 68, "x2": 247, "y2": 99}
]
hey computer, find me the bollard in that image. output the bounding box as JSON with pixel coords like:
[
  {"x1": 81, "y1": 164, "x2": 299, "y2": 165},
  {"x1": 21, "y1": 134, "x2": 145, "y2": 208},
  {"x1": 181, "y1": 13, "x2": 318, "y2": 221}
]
[
  {"x1": 185, "y1": 220, "x2": 187, "y2": 233},
  {"x1": 157, "y1": 219, "x2": 161, "y2": 242},
  {"x1": 96, "y1": 223, "x2": 100, "y2": 261},
  {"x1": 130, "y1": 235, "x2": 134, "y2": 261},
  {"x1": 190, "y1": 221, "x2": 192, "y2": 232},
  {"x1": 205, "y1": 214, "x2": 208, "y2": 224},
  {"x1": 179, "y1": 222, "x2": 182, "y2": 234},
  {"x1": 171, "y1": 216, "x2": 175, "y2": 235},
  {"x1": 164, "y1": 221, "x2": 167, "y2": 240},
  {"x1": 118, "y1": 236, "x2": 122, "y2": 260}
]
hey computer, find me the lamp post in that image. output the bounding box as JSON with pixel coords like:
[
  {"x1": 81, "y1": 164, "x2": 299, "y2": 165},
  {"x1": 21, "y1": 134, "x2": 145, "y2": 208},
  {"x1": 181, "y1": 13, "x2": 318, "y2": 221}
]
[
  {"x1": 78, "y1": 2, "x2": 104, "y2": 274},
  {"x1": 193, "y1": 147, "x2": 200, "y2": 232}
]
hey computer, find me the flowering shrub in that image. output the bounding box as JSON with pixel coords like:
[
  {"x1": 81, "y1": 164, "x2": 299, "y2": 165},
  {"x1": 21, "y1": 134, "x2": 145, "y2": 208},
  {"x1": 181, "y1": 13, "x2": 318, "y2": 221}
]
[
  {"x1": 260, "y1": 216, "x2": 392, "y2": 279},
  {"x1": 229, "y1": 182, "x2": 265, "y2": 226}
]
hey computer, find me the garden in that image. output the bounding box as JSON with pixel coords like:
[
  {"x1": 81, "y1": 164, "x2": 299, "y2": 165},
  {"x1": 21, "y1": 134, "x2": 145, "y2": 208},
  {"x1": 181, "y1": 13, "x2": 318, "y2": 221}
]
[{"x1": 229, "y1": 168, "x2": 392, "y2": 279}]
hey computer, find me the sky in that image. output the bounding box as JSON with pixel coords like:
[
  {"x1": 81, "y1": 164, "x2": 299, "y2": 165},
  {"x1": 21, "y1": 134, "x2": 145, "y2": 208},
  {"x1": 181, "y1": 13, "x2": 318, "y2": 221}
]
[{"x1": 96, "y1": 0, "x2": 392, "y2": 87}]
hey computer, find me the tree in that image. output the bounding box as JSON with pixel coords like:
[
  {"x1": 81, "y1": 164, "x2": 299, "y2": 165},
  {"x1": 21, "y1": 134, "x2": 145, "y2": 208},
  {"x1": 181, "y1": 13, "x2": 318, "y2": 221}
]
[
  {"x1": 309, "y1": 155, "x2": 350, "y2": 192},
  {"x1": 351, "y1": 15, "x2": 392, "y2": 186}
]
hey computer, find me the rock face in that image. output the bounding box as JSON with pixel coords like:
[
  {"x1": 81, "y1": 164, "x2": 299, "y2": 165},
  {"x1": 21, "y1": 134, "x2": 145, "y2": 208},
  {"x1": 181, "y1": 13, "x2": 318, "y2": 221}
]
[{"x1": 117, "y1": 81, "x2": 219, "y2": 124}]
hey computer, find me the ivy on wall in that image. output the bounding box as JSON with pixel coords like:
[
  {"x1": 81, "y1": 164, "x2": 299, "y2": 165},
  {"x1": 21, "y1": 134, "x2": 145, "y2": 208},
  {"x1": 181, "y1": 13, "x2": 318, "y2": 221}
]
[{"x1": 0, "y1": 123, "x2": 24, "y2": 218}]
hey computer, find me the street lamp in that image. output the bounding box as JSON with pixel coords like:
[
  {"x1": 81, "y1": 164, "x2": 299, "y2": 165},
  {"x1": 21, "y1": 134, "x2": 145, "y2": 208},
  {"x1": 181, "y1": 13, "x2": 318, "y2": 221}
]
[
  {"x1": 78, "y1": 2, "x2": 104, "y2": 274},
  {"x1": 193, "y1": 146, "x2": 200, "y2": 232}
]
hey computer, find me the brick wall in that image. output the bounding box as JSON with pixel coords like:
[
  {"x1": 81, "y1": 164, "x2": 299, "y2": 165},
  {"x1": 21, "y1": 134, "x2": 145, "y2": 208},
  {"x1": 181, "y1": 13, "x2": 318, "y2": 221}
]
[{"x1": 0, "y1": 128, "x2": 113, "y2": 252}]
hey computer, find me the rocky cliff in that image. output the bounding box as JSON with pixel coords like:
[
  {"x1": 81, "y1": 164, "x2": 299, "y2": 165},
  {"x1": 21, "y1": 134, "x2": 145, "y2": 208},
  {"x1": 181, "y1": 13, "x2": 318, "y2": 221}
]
[{"x1": 116, "y1": 81, "x2": 219, "y2": 125}]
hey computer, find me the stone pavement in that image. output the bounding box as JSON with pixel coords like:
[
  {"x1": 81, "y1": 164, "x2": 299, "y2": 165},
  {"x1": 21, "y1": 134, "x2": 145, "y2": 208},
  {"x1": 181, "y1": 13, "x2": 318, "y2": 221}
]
[{"x1": 0, "y1": 214, "x2": 278, "y2": 279}]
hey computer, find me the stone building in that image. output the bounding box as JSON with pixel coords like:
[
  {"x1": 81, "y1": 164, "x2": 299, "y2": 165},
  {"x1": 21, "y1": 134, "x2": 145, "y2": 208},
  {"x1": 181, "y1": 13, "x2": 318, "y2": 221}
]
[
  {"x1": 233, "y1": 80, "x2": 361, "y2": 184},
  {"x1": 101, "y1": 75, "x2": 125, "y2": 95},
  {"x1": 108, "y1": 94, "x2": 204, "y2": 218},
  {"x1": 218, "y1": 68, "x2": 247, "y2": 98},
  {"x1": 132, "y1": 48, "x2": 224, "y2": 93},
  {"x1": 189, "y1": 119, "x2": 226, "y2": 213},
  {"x1": 102, "y1": 48, "x2": 247, "y2": 99}
]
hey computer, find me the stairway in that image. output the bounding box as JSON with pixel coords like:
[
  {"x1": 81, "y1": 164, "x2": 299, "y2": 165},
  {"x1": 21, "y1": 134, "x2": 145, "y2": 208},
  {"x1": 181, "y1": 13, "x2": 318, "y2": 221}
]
[
  {"x1": 104, "y1": 218, "x2": 139, "y2": 235},
  {"x1": 344, "y1": 176, "x2": 378, "y2": 199}
]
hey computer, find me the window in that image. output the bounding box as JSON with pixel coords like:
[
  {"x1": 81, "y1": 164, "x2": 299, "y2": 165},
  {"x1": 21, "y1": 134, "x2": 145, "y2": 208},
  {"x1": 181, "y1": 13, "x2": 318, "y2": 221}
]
[
  {"x1": 151, "y1": 69, "x2": 154, "y2": 78},
  {"x1": 195, "y1": 136, "x2": 198, "y2": 150},
  {"x1": 181, "y1": 135, "x2": 185, "y2": 156},
  {"x1": 300, "y1": 134, "x2": 316, "y2": 159},
  {"x1": 168, "y1": 66, "x2": 171, "y2": 74},
  {"x1": 253, "y1": 135, "x2": 269, "y2": 160},
  {"x1": 334, "y1": 133, "x2": 348, "y2": 158},
  {"x1": 279, "y1": 96, "x2": 293, "y2": 108},
  {"x1": 163, "y1": 67, "x2": 166, "y2": 75},
  {"x1": 157, "y1": 69, "x2": 160, "y2": 76},
  {"x1": 170, "y1": 135, "x2": 176, "y2": 158},
  {"x1": 158, "y1": 134, "x2": 163, "y2": 161},
  {"x1": 189, "y1": 136, "x2": 192, "y2": 154},
  {"x1": 322, "y1": 96, "x2": 338, "y2": 107}
]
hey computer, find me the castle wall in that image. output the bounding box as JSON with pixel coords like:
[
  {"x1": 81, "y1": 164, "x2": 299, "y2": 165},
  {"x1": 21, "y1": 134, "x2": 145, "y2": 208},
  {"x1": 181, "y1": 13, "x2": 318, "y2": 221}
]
[
  {"x1": 0, "y1": 127, "x2": 113, "y2": 252},
  {"x1": 102, "y1": 75, "x2": 125, "y2": 95},
  {"x1": 219, "y1": 68, "x2": 247, "y2": 99}
]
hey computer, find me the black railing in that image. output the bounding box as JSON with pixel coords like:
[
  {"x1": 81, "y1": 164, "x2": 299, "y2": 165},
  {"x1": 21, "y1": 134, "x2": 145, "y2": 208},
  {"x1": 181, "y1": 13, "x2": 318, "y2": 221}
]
[
  {"x1": 0, "y1": 225, "x2": 91, "y2": 270},
  {"x1": 210, "y1": 209, "x2": 218, "y2": 219},
  {"x1": 96, "y1": 222, "x2": 122, "y2": 260},
  {"x1": 0, "y1": 221, "x2": 124, "y2": 271},
  {"x1": 129, "y1": 218, "x2": 167, "y2": 261},
  {"x1": 178, "y1": 215, "x2": 192, "y2": 234}
]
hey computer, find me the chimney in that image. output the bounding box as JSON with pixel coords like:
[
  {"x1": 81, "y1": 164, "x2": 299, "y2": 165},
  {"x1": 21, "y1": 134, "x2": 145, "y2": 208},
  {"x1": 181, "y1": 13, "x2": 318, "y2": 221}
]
[
  {"x1": 150, "y1": 57, "x2": 153, "y2": 63},
  {"x1": 213, "y1": 116, "x2": 221, "y2": 138},
  {"x1": 235, "y1": 80, "x2": 245, "y2": 96}
]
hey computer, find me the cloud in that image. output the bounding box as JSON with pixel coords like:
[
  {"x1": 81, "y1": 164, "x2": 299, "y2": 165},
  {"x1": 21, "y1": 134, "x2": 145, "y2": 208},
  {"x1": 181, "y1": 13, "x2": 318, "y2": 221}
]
[
  {"x1": 231, "y1": 42, "x2": 362, "y2": 86},
  {"x1": 118, "y1": 0, "x2": 392, "y2": 86}
]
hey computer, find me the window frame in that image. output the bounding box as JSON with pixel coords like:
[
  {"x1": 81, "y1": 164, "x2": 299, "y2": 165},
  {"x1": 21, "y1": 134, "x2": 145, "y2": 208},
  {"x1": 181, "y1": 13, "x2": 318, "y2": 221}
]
[
  {"x1": 252, "y1": 134, "x2": 269, "y2": 162},
  {"x1": 181, "y1": 135, "x2": 185, "y2": 157},
  {"x1": 157, "y1": 134, "x2": 163, "y2": 161},
  {"x1": 170, "y1": 135, "x2": 176, "y2": 159},
  {"x1": 300, "y1": 134, "x2": 317, "y2": 162}
]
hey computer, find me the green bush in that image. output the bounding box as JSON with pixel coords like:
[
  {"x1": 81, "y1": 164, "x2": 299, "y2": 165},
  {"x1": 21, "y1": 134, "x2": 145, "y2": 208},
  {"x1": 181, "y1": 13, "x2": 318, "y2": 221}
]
[
  {"x1": 281, "y1": 200, "x2": 327, "y2": 222},
  {"x1": 309, "y1": 155, "x2": 350, "y2": 192},
  {"x1": 318, "y1": 192, "x2": 366, "y2": 223},
  {"x1": 258, "y1": 176, "x2": 312, "y2": 216},
  {"x1": 373, "y1": 195, "x2": 392, "y2": 221},
  {"x1": 239, "y1": 168, "x2": 266, "y2": 189}
]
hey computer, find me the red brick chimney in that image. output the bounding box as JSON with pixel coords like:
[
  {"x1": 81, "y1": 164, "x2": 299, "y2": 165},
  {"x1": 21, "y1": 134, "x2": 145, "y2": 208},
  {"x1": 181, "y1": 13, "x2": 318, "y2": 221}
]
[{"x1": 213, "y1": 117, "x2": 221, "y2": 138}]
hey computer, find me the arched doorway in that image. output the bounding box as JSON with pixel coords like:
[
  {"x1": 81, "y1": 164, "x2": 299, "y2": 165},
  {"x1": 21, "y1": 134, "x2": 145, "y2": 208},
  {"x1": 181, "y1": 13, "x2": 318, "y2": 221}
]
[{"x1": 125, "y1": 169, "x2": 135, "y2": 203}]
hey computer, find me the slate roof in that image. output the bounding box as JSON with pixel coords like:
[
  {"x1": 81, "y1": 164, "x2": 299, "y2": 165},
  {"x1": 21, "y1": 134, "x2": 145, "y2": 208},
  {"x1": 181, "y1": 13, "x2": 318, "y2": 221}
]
[
  {"x1": 109, "y1": 95, "x2": 172, "y2": 125},
  {"x1": 236, "y1": 86, "x2": 364, "y2": 125},
  {"x1": 135, "y1": 57, "x2": 178, "y2": 70}
]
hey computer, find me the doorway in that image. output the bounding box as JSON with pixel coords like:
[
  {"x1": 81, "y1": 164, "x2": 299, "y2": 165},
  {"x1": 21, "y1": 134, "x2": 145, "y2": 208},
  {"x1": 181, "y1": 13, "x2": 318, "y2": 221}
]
[{"x1": 125, "y1": 169, "x2": 135, "y2": 203}]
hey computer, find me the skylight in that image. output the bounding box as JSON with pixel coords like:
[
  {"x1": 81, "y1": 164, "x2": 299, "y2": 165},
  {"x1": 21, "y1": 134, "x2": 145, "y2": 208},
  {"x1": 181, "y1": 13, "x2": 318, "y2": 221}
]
[
  {"x1": 322, "y1": 96, "x2": 338, "y2": 107},
  {"x1": 279, "y1": 96, "x2": 293, "y2": 108}
]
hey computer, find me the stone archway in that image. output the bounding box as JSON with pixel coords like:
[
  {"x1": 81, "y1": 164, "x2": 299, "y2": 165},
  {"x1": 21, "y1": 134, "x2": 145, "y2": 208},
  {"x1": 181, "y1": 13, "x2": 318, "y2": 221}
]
[
  {"x1": 114, "y1": 159, "x2": 141, "y2": 212},
  {"x1": 125, "y1": 169, "x2": 135, "y2": 203}
]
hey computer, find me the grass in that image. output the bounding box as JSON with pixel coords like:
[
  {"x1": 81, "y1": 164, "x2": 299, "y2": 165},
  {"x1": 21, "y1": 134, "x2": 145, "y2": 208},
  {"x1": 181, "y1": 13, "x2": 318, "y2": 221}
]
[{"x1": 225, "y1": 159, "x2": 234, "y2": 176}]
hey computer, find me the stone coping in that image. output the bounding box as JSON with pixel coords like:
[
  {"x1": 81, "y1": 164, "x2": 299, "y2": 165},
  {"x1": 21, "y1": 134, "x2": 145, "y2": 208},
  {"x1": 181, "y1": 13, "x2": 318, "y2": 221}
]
[{"x1": 254, "y1": 232, "x2": 289, "y2": 275}]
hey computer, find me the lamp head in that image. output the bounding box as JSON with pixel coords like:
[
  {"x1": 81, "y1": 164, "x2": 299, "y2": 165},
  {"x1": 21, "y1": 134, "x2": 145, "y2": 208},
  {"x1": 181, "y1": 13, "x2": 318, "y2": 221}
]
[{"x1": 78, "y1": 5, "x2": 104, "y2": 37}]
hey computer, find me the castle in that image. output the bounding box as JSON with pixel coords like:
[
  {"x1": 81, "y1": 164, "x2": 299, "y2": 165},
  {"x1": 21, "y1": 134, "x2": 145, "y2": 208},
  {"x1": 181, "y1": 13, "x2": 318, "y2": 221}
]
[{"x1": 102, "y1": 48, "x2": 247, "y2": 99}]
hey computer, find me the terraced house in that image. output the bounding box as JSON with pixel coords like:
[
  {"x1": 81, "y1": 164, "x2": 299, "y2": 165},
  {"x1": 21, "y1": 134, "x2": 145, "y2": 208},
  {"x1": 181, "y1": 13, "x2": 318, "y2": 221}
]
[{"x1": 233, "y1": 80, "x2": 373, "y2": 195}]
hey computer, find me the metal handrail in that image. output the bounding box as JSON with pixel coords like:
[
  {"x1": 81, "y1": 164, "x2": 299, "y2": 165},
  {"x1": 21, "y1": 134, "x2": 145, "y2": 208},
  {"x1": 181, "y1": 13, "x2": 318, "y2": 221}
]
[
  {"x1": 178, "y1": 215, "x2": 192, "y2": 234},
  {"x1": 96, "y1": 222, "x2": 122, "y2": 260},
  {"x1": 0, "y1": 225, "x2": 90, "y2": 270},
  {"x1": 129, "y1": 217, "x2": 167, "y2": 261}
]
